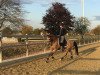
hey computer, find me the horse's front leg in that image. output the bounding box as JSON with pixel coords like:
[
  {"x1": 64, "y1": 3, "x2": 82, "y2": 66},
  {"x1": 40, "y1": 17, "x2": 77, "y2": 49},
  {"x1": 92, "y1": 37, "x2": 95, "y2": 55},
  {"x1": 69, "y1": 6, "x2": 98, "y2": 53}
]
[
  {"x1": 50, "y1": 52, "x2": 55, "y2": 59},
  {"x1": 46, "y1": 52, "x2": 55, "y2": 63},
  {"x1": 46, "y1": 57, "x2": 49, "y2": 63},
  {"x1": 60, "y1": 49, "x2": 69, "y2": 60}
]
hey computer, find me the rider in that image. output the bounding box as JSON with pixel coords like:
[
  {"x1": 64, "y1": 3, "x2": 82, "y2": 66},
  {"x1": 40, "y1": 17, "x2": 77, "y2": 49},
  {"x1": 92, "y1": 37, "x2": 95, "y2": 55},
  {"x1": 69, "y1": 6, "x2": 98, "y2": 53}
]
[{"x1": 59, "y1": 22, "x2": 67, "y2": 51}]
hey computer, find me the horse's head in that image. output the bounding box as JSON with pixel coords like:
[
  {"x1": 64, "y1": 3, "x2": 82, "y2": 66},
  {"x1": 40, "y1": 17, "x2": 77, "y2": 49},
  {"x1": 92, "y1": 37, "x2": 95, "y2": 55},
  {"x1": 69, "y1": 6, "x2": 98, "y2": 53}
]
[
  {"x1": 47, "y1": 33, "x2": 58, "y2": 43},
  {"x1": 47, "y1": 34, "x2": 53, "y2": 42}
]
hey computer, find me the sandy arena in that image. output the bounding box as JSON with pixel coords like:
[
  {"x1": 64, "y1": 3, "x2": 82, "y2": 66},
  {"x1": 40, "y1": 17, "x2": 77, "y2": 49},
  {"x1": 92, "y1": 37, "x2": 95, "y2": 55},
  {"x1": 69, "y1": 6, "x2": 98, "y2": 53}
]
[{"x1": 0, "y1": 43, "x2": 100, "y2": 75}]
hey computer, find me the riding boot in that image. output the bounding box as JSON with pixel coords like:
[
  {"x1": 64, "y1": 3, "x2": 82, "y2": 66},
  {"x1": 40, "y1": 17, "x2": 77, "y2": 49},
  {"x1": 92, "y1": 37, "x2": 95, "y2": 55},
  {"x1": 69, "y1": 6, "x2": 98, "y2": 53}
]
[{"x1": 61, "y1": 46, "x2": 65, "y2": 52}]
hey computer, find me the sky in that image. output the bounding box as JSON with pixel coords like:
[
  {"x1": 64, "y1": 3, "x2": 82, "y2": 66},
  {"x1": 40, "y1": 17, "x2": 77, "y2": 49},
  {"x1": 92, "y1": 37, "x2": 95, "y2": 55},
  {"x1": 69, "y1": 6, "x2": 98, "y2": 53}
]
[{"x1": 22, "y1": 0, "x2": 100, "y2": 29}]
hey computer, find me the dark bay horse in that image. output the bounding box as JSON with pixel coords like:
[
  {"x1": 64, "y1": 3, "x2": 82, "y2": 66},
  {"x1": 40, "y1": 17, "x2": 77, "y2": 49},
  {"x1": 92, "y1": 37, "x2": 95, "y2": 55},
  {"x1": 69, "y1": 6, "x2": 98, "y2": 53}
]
[{"x1": 46, "y1": 34, "x2": 79, "y2": 62}]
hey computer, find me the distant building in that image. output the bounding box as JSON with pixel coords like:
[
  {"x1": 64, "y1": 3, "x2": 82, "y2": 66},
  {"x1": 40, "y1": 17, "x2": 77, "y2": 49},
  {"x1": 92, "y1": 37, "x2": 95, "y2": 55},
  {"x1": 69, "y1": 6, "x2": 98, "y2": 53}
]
[{"x1": 2, "y1": 37, "x2": 18, "y2": 43}]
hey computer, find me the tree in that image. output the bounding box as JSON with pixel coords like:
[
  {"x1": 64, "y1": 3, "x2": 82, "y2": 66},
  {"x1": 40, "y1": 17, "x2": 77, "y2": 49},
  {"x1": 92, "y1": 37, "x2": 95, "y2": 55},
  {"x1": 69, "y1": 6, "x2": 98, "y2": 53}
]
[
  {"x1": 33, "y1": 28, "x2": 40, "y2": 35},
  {"x1": 33, "y1": 28, "x2": 43, "y2": 35},
  {"x1": 0, "y1": 0, "x2": 24, "y2": 30},
  {"x1": 2, "y1": 27, "x2": 13, "y2": 36},
  {"x1": 42, "y1": 2, "x2": 74, "y2": 35},
  {"x1": 74, "y1": 17, "x2": 90, "y2": 39},
  {"x1": 21, "y1": 25, "x2": 33, "y2": 35},
  {"x1": 92, "y1": 25, "x2": 100, "y2": 35}
]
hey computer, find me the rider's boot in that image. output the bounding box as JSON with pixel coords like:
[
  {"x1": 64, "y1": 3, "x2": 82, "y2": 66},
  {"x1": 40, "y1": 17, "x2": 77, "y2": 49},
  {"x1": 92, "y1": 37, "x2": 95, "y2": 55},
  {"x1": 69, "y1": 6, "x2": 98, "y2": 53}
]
[{"x1": 61, "y1": 46, "x2": 65, "y2": 52}]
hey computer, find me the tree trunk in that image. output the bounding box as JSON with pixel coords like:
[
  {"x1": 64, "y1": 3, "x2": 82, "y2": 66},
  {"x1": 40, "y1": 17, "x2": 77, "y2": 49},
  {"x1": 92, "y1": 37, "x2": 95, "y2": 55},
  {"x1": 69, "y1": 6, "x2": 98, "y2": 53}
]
[{"x1": 81, "y1": 34, "x2": 84, "y2": 39}]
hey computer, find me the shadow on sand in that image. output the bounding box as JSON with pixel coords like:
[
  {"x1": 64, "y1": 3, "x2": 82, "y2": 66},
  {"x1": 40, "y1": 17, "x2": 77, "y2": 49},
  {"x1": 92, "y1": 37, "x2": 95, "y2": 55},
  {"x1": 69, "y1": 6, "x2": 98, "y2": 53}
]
[{"x1": 48, "y1": 46, "x2": 100, "y2": 75}]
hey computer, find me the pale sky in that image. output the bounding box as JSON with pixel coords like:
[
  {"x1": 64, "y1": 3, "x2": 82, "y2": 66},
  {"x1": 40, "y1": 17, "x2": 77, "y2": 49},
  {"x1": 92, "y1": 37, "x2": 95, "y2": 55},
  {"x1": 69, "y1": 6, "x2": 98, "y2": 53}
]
[{"x1": 23, "y1": 0, "x2": 100, "y2": 29}]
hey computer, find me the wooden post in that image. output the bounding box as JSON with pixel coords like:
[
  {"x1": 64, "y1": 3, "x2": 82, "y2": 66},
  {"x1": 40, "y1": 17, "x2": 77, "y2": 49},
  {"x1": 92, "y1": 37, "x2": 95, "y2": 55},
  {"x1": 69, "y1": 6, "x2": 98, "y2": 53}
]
[
  {"x1": 26, "y1": 34, "x2": 28, "y2": 57},
  {"x1": 0, "y1": 33, "x2": 2, "y2": 63},
  {"x1": 0, "y1": 51, "x2": 2, "y2": 63},
  {"x1": 78, "y1": 34, "x2": 81, "y2": 46}
]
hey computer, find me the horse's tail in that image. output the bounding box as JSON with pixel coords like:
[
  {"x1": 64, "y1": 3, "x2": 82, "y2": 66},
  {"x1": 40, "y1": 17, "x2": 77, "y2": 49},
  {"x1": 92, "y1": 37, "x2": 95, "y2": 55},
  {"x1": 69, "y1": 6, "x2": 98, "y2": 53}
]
[{"x1": 73, "y1": 41, "x2": 79, "y2": 55}]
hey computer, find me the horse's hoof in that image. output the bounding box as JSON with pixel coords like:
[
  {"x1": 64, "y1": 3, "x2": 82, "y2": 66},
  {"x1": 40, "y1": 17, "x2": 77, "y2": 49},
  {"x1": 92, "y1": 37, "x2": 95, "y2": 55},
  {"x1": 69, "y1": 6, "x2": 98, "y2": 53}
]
[
  {"x1": 75, "y1": 55, "x2": 79, "y2": 58},
  {"x1": 71, "y1": 56, "x2": 73, "y2": 59},
  {"x1": 45, "y1": 58, "x2": 49, "y2": 63},
  {"x1": 60, "y1": 57, "x2": 64, "y2": 61},
  {"x1": 52, "y1": 57, "x2": 55, "y2": 59},
  {"x1": 59, "y1": 59, "x2": 62, "y2": 61},
  {"x1": 46, "y1": 60, "x2": 49, "y2": 63}
]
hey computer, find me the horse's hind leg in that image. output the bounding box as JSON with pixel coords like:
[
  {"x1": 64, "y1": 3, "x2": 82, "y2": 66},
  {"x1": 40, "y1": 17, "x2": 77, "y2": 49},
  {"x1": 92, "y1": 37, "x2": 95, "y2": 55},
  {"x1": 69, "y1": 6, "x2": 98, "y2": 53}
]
[
  {"x1": 66, "y1": 48, "x2": 73, "y2": 59},
  {"x1": 74, "y1": 41, "x2": 79, "y2": 55}
]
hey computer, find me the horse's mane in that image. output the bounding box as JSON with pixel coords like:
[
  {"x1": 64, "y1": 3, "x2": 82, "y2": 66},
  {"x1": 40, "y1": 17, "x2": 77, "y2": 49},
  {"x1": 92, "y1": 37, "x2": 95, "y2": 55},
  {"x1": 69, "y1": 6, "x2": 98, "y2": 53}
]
[{"x1": 47, "y1": 34, "x2": 60, "y2": 51}]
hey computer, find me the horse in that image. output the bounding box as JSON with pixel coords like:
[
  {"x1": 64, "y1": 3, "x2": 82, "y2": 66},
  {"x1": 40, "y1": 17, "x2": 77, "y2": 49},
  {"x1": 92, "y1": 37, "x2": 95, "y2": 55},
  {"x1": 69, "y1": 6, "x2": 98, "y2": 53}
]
[{"x1": 46, "y1": 34, "x2": 79, "y2": 62}]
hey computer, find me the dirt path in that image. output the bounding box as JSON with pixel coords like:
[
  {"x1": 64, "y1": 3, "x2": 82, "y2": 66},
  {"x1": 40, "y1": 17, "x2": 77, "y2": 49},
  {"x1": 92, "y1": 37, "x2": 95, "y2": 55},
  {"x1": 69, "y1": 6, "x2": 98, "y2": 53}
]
[{"x1": 0, "y1": 43, "x2": 100, "y2": 75}]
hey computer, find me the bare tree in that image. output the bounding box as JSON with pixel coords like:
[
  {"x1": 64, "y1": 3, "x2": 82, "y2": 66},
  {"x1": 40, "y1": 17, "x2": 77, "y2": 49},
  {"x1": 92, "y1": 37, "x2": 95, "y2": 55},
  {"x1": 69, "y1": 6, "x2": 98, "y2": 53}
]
[
  {"x1": 92, "y1": 25, "x2": 100, "y2": 35},
  {"x1": 21, "y1": 25, "x2": 33, "y2": 35},
  {"x1": 74, "y1": 17, "x2": 90, "y2": 39},
  {"x1": 0, "y1": 0, "x2": 24, "y2": 30}
]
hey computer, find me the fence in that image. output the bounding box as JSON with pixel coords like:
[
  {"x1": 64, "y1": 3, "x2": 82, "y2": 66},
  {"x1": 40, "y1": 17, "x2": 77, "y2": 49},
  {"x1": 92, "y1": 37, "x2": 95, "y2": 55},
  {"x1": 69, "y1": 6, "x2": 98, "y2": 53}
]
[
  {"x1": 67, "y1": 34, "x2": 100, "y2": 45},
  {"x1": 0, "y1": 34, "x2": 100, "y2": 63}
]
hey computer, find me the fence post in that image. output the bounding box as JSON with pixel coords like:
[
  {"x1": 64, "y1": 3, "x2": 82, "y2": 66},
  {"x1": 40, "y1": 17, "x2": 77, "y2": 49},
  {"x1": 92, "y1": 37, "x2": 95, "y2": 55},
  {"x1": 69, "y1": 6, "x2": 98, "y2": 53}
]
[
  {"x1": 78, "y1": 34, "x2": 81, "y2": 46},
  {"x1": 0, "y1": 50, "x2": 2, "y2": 63},
  {"x1": 0, "y1": 33, "x2": 2, "y2": 63},
  {"x1": 90, "y1": 37, "x2": 92, "y2": 43},
  {"x1": 98, "y1": 34, "x2": 99, "y2": 42},
  {"x1": 26, "y1": 34, "x2": 29, "y2": 57}
]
